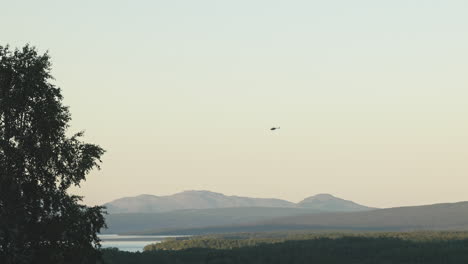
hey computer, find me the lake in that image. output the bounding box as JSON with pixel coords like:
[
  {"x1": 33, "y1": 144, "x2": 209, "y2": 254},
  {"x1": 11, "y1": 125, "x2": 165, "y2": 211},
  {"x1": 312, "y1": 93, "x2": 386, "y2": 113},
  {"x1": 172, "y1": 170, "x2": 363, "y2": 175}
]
[{"x1": 100, "y1": 234, "x2": 187, "y2": 252}]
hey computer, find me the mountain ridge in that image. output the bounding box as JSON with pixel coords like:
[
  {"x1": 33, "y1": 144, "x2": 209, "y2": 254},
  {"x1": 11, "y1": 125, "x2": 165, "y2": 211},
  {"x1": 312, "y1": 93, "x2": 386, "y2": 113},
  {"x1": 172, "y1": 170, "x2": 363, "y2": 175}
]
[
  {"x1": 298, "y1": 193, "x2": 374, "y2": 212},
  {"x1": 103, "y1": 206, "x2": 327, "y2": 234},
  {"x1": 104, "y1": 190, "x2": 374, "y2": 214},
  {"x1": 134, "y1": 201, "x2": 468, "y2": 235}
]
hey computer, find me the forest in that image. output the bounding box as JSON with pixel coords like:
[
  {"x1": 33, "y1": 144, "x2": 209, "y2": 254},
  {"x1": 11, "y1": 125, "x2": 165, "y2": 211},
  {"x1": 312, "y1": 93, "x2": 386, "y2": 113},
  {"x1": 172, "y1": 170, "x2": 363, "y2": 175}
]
[{"x1": 102, "y1": 231, "x2": 468, "y2": 264}]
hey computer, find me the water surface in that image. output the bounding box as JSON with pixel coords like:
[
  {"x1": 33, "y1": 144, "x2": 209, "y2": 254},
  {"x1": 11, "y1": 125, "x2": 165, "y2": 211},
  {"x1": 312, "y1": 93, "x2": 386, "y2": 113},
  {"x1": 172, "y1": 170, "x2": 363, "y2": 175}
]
[{"x1": 100, "y1": 234, "x2": 185, "y2": 252}]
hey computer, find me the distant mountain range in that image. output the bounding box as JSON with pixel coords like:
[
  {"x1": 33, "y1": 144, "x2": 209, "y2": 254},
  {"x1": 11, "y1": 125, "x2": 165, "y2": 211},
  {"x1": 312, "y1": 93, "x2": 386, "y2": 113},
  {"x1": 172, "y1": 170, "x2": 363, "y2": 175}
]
[
  {"x1": 104, "y1": 207, "x2": 323, "y2": 234},
  {"x1": 104, "y1": 190, "x2": 373, "y2": 214},
  {"x1": 133, "y1": 201, "x2": 468, "y2": 235},
  {"x1": 102, "y1": 191, "x2": 468, "y2": 235},
  {"x1": 103, "y1": 191, "x2": 375, "y2": 234}
]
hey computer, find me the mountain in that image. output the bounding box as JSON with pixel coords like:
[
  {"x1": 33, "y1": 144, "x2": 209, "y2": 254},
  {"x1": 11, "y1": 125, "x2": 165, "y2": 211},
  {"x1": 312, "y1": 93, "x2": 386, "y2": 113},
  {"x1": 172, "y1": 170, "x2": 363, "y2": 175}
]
[
  {"x1": 103, "y1": 191, "x2": 375, "y2": 234},
  {"x1": 104, "y1": 191, "x2": 373, "y2": 214},
  {"x1": 142, "y1": 201, "x2": 468, "y2": 235},
  {"x1": 297, "y1": 193, "x2": 373, "y2": 211},
  {"x1": 268, "y1": 201, "x2": 468, "y2": 230},
  {"x1": 104, "y1": 190, "x2": 296, "y2": 214},
  {"x1": 103, "y1": 207, "x2": 324, "y2": 234}
]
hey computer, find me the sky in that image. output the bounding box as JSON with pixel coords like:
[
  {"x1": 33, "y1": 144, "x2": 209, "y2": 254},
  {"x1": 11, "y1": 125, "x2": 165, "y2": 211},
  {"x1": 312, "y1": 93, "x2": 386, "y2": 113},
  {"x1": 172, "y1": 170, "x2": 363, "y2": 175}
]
[{"x1": 1, "y1": 0, "x2": 467, "y2": 208}]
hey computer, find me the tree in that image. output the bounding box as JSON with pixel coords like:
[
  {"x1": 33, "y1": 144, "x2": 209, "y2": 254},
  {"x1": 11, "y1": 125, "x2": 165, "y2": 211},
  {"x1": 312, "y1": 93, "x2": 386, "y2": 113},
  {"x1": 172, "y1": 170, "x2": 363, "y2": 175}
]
[{"x1": 0, "y1": 45, "x2": 106, "y2": 264}]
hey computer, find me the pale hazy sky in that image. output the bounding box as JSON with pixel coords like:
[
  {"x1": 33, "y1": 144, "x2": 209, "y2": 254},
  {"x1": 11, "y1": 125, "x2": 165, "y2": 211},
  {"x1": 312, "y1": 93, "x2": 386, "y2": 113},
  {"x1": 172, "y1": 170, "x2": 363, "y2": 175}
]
[{"x1": 2, "y1": 1, "x2": 467, "y2": 208}]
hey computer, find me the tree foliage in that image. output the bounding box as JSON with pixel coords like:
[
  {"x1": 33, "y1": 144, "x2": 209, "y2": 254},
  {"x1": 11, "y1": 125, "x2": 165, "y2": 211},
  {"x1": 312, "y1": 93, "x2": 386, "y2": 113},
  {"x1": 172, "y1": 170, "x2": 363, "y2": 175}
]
[
  {"x1": 0, "y1": 45, "x2": 105, "y2": 264},
  {"x1": 104, "y1": 232, "x2": 468, "y2": 264},
  {"x1": 145, "y1": 231, "x2": 468, "y2": 251}
]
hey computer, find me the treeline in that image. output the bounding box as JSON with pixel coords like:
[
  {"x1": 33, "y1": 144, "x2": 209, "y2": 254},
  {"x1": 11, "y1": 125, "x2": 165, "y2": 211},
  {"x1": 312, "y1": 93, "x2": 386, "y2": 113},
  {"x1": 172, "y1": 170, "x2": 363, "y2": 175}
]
[
  {"x1": 145, "y1": 231, "x2": 468, "y2": 251},
  {"x1": 102, "y1": 232, "x2": 468, "y2": 264}
]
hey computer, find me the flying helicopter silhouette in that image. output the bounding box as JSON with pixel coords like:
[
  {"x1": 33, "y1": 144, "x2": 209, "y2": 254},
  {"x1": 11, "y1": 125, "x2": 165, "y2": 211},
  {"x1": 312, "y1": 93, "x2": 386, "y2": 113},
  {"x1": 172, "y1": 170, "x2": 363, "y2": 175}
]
[{"x1": 270, "y1": 127, "x2": 280, "y2": 131}]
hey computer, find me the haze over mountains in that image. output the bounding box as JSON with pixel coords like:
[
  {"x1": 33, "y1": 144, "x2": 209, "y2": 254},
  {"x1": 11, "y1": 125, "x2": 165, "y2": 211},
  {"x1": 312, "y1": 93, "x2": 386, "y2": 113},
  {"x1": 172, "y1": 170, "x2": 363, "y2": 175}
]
[
  {"x1": 103, "y1": 191, "x2": 468, "y2": 235},
  {"x1": 103, "y1": 191, "x2": 374, "y2": 234},
  {"x1": 104, "y1": 207, "x2": 323, "y2": 234},
  {"x1": 104, "y1": 190, "x2": 373, "y2": 214},
  {"x1": 148, "y1": 201, "x2": 468, "y2": 235}
]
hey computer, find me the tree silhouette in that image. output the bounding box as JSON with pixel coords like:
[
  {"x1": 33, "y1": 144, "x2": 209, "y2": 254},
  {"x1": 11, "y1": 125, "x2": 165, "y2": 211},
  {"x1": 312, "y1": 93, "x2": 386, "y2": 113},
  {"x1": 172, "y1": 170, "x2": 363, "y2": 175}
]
[{"x1": 0, "y1": 45, "x2": 106, "y2": 264}]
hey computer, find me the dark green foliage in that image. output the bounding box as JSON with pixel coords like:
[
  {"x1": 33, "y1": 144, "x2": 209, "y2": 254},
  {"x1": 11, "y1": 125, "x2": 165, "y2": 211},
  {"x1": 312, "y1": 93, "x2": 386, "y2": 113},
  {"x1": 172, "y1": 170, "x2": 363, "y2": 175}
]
[
  {"x1": 0, "y1": 45, "x2": 105, "y2": 264},
  {"x1": 146, "y1": 231, "x2": 468, "y2": 251},
  {"x1": 103, "y1": 232, "x2": 468, "y2": 264}
]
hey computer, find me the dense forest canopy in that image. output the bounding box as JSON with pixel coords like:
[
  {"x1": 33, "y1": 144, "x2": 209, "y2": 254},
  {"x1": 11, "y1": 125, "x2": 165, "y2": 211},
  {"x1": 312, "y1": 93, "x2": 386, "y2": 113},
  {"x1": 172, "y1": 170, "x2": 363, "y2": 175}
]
[{"x1": 103, "y1": 231, "x2": 468, "y2": 264}]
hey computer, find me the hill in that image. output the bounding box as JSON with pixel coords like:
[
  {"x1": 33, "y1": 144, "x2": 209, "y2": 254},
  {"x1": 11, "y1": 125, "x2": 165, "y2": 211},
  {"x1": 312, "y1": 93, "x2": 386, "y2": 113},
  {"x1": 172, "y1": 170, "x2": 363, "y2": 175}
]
[
  {"x1": 104, "y1": 190, "x2": 295, "y2": 214},
  {"x1": 268, "y1": 201, "x2": 468, "y2": 230},
  {"x1": 298, "y1": 193, "x2": 374, "y2": 212},
  {"x1": 138, "y1": 201, "x2": 468, "y2": 235},
  {"x1": 104, "y1": 191, "x2": 372, "y2": 214},
  {"x1": 104, "y1": 207, "x2": 323, "y2": 234}
]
